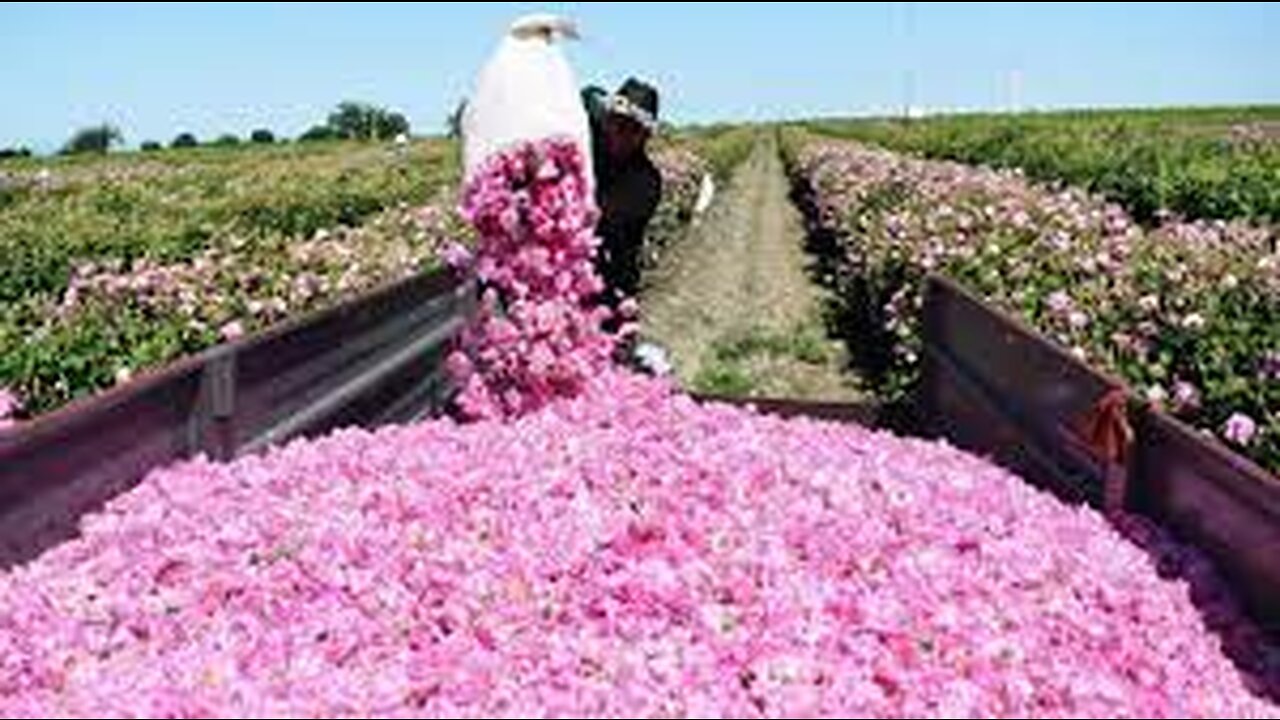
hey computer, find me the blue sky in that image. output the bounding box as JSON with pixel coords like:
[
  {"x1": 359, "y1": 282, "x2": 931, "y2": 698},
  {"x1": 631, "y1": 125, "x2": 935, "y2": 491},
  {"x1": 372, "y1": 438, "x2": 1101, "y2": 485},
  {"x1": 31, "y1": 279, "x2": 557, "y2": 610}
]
[{"x1": 2, "y1": 2, "x2": 1277, "y2": 151}]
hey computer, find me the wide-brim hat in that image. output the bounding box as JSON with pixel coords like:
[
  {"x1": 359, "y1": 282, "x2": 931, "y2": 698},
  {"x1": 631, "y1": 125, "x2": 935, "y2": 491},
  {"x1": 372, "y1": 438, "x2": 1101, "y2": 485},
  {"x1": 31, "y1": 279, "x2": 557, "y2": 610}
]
[{"x1": 604, "y1": 78, "x2": 659, "y2": 133}]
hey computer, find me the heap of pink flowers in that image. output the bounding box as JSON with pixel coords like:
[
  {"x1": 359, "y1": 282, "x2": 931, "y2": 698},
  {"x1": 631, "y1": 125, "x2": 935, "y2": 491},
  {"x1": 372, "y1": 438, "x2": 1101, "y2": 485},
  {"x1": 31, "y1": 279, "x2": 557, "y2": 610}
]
[
  {"x1": 444, "y1": 138, "x2": 623, "y2": 420},
  {"x1": 2, "y1": 371, "x2": 1277, "y2": 718}
]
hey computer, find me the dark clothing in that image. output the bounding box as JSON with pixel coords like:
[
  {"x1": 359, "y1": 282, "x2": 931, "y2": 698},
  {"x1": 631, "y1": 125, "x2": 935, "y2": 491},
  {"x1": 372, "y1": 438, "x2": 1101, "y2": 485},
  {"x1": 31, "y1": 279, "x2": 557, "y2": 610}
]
[
  {"x1": 587, "y1": 110, "x2": 662, "y2": 305},
  {"x1": 594, "y1": 151, "x2": 661, "y2": 302}
]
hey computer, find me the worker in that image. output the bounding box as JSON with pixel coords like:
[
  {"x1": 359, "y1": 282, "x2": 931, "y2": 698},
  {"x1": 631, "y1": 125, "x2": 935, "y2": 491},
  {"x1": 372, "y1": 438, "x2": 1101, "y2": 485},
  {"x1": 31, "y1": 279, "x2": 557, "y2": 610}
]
[{"x1": 584, "y1": 78, "x2": 663, "y2": 309}]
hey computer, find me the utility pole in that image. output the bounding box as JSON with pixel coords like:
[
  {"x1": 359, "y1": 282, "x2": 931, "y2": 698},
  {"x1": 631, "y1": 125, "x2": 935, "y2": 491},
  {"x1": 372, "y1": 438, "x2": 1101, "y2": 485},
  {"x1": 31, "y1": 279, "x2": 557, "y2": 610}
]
[{"x1": 902, "y1": 1, "x2": 917, "y2": 121}]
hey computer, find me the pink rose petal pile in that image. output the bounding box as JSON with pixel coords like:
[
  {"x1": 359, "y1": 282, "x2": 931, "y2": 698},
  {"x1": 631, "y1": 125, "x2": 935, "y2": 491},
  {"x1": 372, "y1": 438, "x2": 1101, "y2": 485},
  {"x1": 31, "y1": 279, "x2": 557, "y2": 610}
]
[
  {"x1": 1, "y1": 370, "x2": 1277, "y2": 718},
  {"x1": 445, "y1": 138, "x2": 619, "y2": 420}
]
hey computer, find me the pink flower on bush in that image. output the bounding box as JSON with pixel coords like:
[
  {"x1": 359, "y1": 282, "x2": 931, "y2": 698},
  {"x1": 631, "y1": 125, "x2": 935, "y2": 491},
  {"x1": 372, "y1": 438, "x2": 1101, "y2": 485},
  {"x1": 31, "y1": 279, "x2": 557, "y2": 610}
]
[
  {"x1": 0, "y1": 386, "x2": 20, "y2": 429},
  {"x1": 1045, "y1": 290, "x2": 1074, "y2": 317},
  {"x1": 1223, "y1": 412, "x2": 1259, "y2": 446},
  {"x1": 219, "y1": 320, "x2": 245, "y2": 342},
  {"x1": 1173, "y1": 380, "x2": 1201, "y2": 411}
]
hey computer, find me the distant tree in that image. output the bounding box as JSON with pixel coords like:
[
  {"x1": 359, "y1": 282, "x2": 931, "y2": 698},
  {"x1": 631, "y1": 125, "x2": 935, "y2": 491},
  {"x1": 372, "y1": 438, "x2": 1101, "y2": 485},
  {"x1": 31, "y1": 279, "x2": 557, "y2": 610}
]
[
  {"x1": 329, "y1": 101, "x2": 376, "y2": 140},
  {"x1": 171, "y1": 132, "x2": 199, "y2": 149},
  {"x1": 376, "y1": 111, "x2": 410, "y2": 140},
  {"x1": 298, "y1": 124, "x2": 338, "y2": 143},
  {"x1": 62, "y1": 124, "x2": 123, "y2": 155},
  {"x1": 0, "y1": 146, "x2": 34, "y2": 160},
  {"x1": 249, "y1": 128, "x2": 276, "y2": 144},
  {"x1": 211, "y1": 133, "x2": 241, "y2": 147},
  {"x1": 327, "y1": 101, "x2": 411, "y2": 141},
  {"x1": 140, "y1": 140, "x2": 163, "y2": 152}
]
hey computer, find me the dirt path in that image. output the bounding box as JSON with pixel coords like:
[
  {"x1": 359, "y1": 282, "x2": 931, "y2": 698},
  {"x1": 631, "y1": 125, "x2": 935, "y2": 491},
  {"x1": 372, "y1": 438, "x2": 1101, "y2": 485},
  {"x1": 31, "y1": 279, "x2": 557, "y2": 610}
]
[{"x1": 639, "y1": 133, "x2": 861, "y2": 401}]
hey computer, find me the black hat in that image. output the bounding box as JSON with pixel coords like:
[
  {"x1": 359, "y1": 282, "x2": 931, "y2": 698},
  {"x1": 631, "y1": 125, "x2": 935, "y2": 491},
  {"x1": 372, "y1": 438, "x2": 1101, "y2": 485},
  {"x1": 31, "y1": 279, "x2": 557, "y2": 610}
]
[{"x1": 605, "y1": 78, "x2": 659, "y2": 132}]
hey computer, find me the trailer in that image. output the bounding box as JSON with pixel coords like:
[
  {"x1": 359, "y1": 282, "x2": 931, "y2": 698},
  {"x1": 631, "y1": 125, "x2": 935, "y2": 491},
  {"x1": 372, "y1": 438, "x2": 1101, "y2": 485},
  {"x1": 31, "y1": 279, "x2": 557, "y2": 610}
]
[{"x1": 2, "y1": 268, "x2": 1277, "y2": 634}]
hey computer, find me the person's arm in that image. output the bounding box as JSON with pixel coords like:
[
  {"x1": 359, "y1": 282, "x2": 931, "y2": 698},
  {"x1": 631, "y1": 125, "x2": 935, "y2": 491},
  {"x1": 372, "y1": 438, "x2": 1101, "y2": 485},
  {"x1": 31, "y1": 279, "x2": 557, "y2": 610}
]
[{"x1": 582, "y1": 86, "x2": 608, "y2": 121}]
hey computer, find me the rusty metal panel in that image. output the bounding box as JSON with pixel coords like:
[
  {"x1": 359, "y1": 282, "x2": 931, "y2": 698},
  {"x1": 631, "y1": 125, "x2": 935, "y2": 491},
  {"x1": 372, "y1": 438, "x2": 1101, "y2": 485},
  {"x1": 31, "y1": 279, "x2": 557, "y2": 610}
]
[
  {"x1": 920, "y1": 273, "x2": 1280, "y2": 631},
  {"x1": 0, "y1": 356, "x2": 205, "y2": 566},
  {"x1": 0, "y1": 268, "x2": 473, "y2": 569},
  {"x1": 919, "y1": 274, "x2": 1125, "y2": 505},
  {"x1": 1132, "y1": 409, "x2": 1280, "y2": 630},
  {"x1": 231, "y1": 271, "x2": 472, "y2": 455}
]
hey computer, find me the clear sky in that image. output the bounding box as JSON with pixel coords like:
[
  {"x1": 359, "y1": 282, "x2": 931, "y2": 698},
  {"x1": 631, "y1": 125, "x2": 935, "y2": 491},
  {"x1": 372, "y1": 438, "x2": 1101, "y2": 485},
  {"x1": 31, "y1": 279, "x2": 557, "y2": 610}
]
[{"x1": 2, "y1": 2, "x2": 1277, "y2": 151}]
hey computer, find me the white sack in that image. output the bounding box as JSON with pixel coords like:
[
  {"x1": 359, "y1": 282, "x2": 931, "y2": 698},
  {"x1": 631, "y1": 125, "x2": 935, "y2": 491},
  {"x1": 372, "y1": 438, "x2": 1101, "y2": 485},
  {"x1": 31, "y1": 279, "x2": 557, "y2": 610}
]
[{"x1": 461, "y1": 14, "x2": 594, "y2": 190}]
